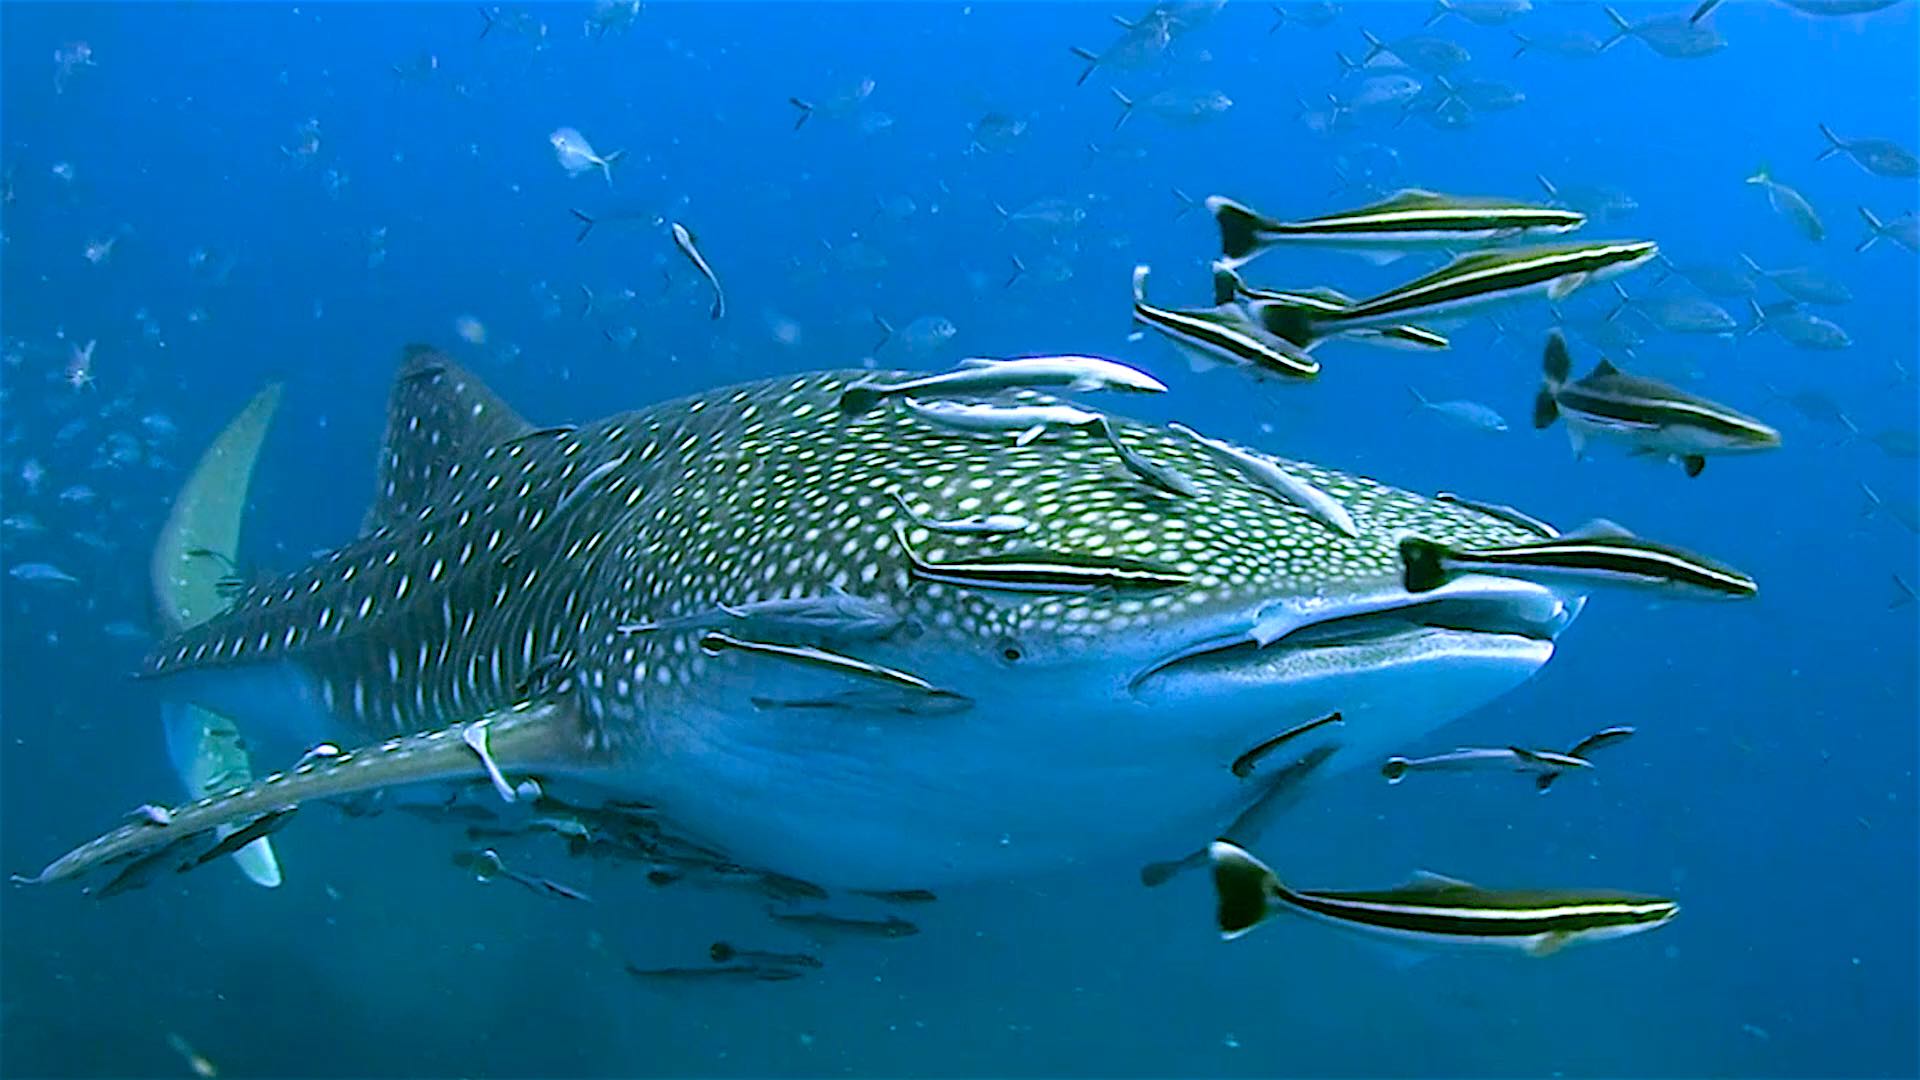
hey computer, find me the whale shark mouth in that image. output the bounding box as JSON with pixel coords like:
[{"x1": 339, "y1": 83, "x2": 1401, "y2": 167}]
[{"x1": 1130, "y1": 577, "x2": 1577, "y2": 697}]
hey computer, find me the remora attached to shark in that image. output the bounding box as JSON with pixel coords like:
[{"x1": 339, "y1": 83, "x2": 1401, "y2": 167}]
[{"x1": 29, "y1": 346, "x2": 1591, "y2": 893}]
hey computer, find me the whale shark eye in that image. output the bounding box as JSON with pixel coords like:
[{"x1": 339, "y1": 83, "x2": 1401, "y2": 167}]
[{"x1": 996, "y1": 637, "x2": 1024, "y2": 663}]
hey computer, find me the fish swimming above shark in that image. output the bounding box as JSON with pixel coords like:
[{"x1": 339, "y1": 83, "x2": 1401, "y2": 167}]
[{"x1": 29, "y1": 345, "x2": 1606, "y2": 897}]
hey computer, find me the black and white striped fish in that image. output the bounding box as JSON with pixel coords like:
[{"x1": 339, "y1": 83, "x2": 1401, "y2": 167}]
[
  {"x1": 1209, "y1": 841, "x2": 1678, "y2": 955},
  {"x1": 1399, "y1": 519, "x2": 1758, "y2": 598},
  {"x1": 1208, "y1": 189, "x2": 1584, "y2": 269},
  {"x1": 1533, "y1": 331, "x2": 1780, "y2": 477}
]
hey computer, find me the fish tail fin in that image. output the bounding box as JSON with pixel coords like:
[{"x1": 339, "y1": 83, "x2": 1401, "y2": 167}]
[
  {"x1": 1004, "y1": 255, "x2": 1025, "y2": 288},
  {"x1": 1171, "y1": 187, "x2": 1196, "y2": 219},
  {"x1": 1210, "y1": 261, "x2": 1242, "y2": 306},
  {"x1": 1535, "y1": 172, "x2": 1559, "y2": 199},
  {"x1": 1131, "y1": 264, "x2": 1151, "y2": 308},
  {"x1": 598, "y1": 149, "x2": 624, "y2": 186},
  {"x1": 1208, "y1": 196, "x2": 1270, "y2": 264},
  {"x1": 150, "y1": 383, "x2": 288, "y2": 889},
  {"x1": 569, "y1": 208, "x2": 596, "y2": 244},
  {"x1": 1536, "y1": 331, "x2": 1570, "y2": 430},
  {"x1": 1535, "y1": 771, "x2": 1559, "y2": 793},
  {"x1": 991, "y1": 202, "x2": 1010, "y2": 226},
  {"x1": 1405, "y1": 384, "x2": 1430, "y2": 410},
  {"x1": 1359, "y1": 28, "x2": 1388, "y2": 62},
  {"x1": 1856, "y1": 206, "x2": 1885, "y2": 252},
  {"x1": 1070, "y1": 45, "x2": 1100, "y2": 85},
  {"x1": 838, "y1": 381, "x2": 883, "y2": 416},
  {"x1": 1267, "y1": 3, "x2": 1287, "y2": 32},
  {"x1": 1689, "y1": 0, "x2": 1723, "y2": 23},
  {"x1": 1891, "y1": 574, "x2": 1916, "y2": 610},
  {"x1": 1109, "y1": 87, "x2": 1134, "y2": 130},
  {"x1": 1382, "y1": 757, "x2": 1410, "y2": 783},
  {"x1": 1859, "y1": 480, "x2": 1883, "y2": 518},
  {"x1": 1509, "y1": 30, "x2": 1531, "y2": 58},
  {"x1": 1426, "y1": 0, "x2": 1453, "y2": 27},
  {"x1": 1746, "y1": 161, "x2": 1771, "y2": 185},
  {"x1": 1815, "y1": 123, "x2": 1845, "y2": 161},
  {"x1": 1605, "y1": 280, "x2": 1632, "y2": 322},
  {"x1": 476, "y1": 4, "x2": 496, "y2": 39},
  {"x1": 1207, "y1": 841, "x2": 1279, "y2": 940},
  {"x1": 21, "y1": 702, "x2": 582, "y2": 890},
  {"x1": 788, "y1": 98, "x2": 814, "y2": 130},
  {"x1": 1600, "y1": 6, "x2": 1631, "y2": 48},
  {"x1": 870, "y1": 314, "x2": 894, "y2": 353},
  {"x1": 1741, "y1": 296, "x2": 1768, "y2": 336},
  {"x1": 1398, "y1": 537, "x2": 1451, "y2": 593},
  {"x1": 578, "y1": 284, "x2": 595, "y2": 319}
]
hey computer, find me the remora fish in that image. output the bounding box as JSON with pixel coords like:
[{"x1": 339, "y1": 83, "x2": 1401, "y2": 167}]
[
  {"x1": 841, "y1": 354, "x2": 1166, "y2": 414},
  {"x1": 1399, "y1": 521, "x2": 1758, "y2": 598},
  {"x1": 1141, "y1": 742, "x2": 1338, "y2": 886},
  {"x1": 1167, "y1": 422, "x2": 1359, "y2": 538},
  {"x1": 670, "y1": 222, "x2": 725, "y2": 320},
  {"x1": 1131, "y1": 264, "x2": 1320, "y2": 379},
  {"x1": 1380, "y1": 746, "x2": 1590, "y2": 784},
  {"x1": 1207, "y1": 190, "x2": 1583, "y2": 269},
  {"x1": 29, "y1": 347, "x2": 1592, "y2": 896},
  {"x1": 1208, "y1": 840, "x2": 1678, "y2": 955},
  {"x1": 1258, "y1": 242, "x2": 1659, "y2": 343},
  {"x1": 1533, "y1": 331, "x2": 1781, "y2": 476}
]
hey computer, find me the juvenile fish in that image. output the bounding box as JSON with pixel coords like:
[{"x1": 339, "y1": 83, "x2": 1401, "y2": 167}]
[
  {"x1": 1746, "y1": 165, "x2": 1825, "y2": 243},
  {"x1": 549, "y1": 127, "x2": 623, "y2": 185},
  {"x1": 1399, "y1": 521, "x2": 1758, "y2": 598},
  {"x1": 670, "y1": 222, "x2": 726, "y2": 320},
  {"x1": 1208, "y1": 841, "x2": 1678, "y2": 955},
  {"x1": 1169, "y1": 422, "x2": 1359, "y2": 538},
  {"x1": 1142, "y1": 743, "x2": 1338, "y2": 887},
  {"x1": 1407, "y1": 387, "x2": 1509, "y2": 432}
]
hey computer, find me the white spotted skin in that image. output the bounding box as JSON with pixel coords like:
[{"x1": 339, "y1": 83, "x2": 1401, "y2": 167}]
[{"x1": 140, "y1": 361, "x2": 1582, "y2": 888}]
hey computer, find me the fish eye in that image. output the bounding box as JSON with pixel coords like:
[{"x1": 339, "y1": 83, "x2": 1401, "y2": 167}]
[{"x1": 996, "y1": 638, "x2": 1023, "y2": 663}]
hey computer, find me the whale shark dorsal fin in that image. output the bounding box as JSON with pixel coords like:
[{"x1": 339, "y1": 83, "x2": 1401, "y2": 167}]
[
  {"x1": 22, "y1": 700, "x2": 588, "y2": 890},
  {"x1": 364, "y1": 346, "x2": 533, "y2": 534}
]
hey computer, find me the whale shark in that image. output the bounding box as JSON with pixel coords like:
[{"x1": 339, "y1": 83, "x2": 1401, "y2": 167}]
[{"x1": 28, "y1": 345, "x2": 1585, "y2": 893}]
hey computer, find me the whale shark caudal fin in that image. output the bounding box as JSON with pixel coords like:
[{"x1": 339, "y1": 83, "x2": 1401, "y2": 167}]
[
  {"x1": 19, "y1": 701, "x2": 586, "y2": 891},
  {"x1": 151, "y1": 383, "x2": 285, "y2": 887},
  {"x1": 362, "y1": 345, "x2": 533, "y2": 535}
]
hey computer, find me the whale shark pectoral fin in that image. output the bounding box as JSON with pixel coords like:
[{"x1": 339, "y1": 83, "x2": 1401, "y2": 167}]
[
  {"x1": 162, "y1": 703, "x2": 281, "y2": 887},
  {"x1": 20, "y1": 700, "x2": 589, "y2": 891}
]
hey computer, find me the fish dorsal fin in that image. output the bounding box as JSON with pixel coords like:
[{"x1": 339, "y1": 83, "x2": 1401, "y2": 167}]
[
  {"x1": 1588, "y1": 356, "x2": 1621, "y2": 379},
  {"x1": 1406, "y1": 869, "x2": 1477, "y2": 891},
  {"x1": 1373, "y1": 187, "x2": 1445, "y2": 210},
  {"x1": 1563, "y1": 517, "x2": 1636, "y2": 540},
  {"x1": 364, "y1": 346, "x2": 533, "y2": 534}
]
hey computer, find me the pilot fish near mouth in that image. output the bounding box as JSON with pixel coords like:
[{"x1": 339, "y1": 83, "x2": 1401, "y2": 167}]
[{"x1": 28, "y1": 345, "x2": 1588, "y2": 893}]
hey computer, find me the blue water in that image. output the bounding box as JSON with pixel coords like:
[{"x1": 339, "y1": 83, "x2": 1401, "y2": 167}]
[{"x1": 3, "y1": 2, "x2": 1916, "y2": 1076}]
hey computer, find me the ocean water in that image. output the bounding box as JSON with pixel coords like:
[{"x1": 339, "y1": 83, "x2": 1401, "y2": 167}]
[{"x1": 2, "y1": 2, "x2": 1916, "y2": 1076}]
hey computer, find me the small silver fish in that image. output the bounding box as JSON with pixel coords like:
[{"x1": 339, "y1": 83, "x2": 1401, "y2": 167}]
[{"x1": 670, "y1": 222, "x2": 725, "y2": 320}]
